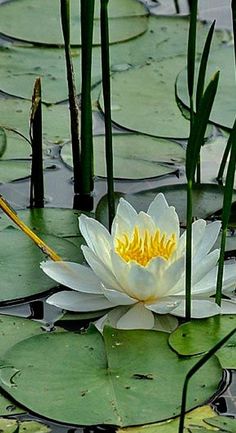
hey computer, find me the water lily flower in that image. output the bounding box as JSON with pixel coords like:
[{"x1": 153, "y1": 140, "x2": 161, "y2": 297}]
[{"x1": 41, "y1": 193, "x2": 236, "y2": 330}]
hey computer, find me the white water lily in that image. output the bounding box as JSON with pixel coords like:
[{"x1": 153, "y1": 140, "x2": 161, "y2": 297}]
[{"x1": 41, "y1": 193, "x2": 236, "y2": 330}]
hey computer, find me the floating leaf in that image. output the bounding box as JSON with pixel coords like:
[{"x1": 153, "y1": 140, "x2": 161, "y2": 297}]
[
  {"x1": 0, "y1": 160, "x2": 31, "y2": 184},
  {"x1": 176, "y1": 46, "x2": 236, "y2": 129},
  {"x1": 0, "y1": 226, "x2": 83, "y2": 303},
  {"x1": 0, "y1": 418, "x2": 50, "y2": 433},
  {"x1": 0, "y1": 130, "x2": 31, "y2": 160},
  {"x1": 61, "y1": 133, "x2": 185, "y2": 179},
  {"x1": 0, "y1": 326, "x2": 222, "y2": 427},
  {"x1": 169, "y1": 315, "x2": 236, "y2": 368},
  {"x1": 204, "y1": 416, "x2": 236, "y2": 432},
  {"x1": 117, "y1": 406, "x2": 217, "y2": 433},
  {"x1": 0, "y1": 0, "x2": 148, "y2": 46},
  {"x1": 0, "y1": 128, "x2": 7, "y2": 157}
]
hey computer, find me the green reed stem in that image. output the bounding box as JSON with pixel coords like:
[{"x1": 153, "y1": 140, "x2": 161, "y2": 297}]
[
  {"x1": 187, "y1": 0, "x2": 197, "y2": 124},
  {"x1": 100, "y1": 0, "x2": 115, "y2": 231},
  {"x1": 185, "y1": 179, "x2": 193, "y2": 320},
  {"x1": 215, "y1": 118, "x2": 236, "y2": 306},
  {"x1": 60, "y1": 0, "x2": 81, "y2": 198},
  {"x1": 196, "y1": 21, "x2": 215, "y2": 111},
  {"x1": 29, "y1": 78, "x2": 44, "y2": 208},
  {"x1": 178, "y1": 326, "x2": 236, "y2": 433},
  {"x1": 174, "y1": 0, "x2": 180, "y2": 14},
  {"x1": 80, "y1": 0, "x2": 95, "y2": 198}
]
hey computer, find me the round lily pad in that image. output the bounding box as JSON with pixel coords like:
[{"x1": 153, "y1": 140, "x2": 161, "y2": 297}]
[
  {"x1": 0, "y1": 0, "x2": 148, "y2": 46},
  {"x1": 0, "y1": 326, "x2": 222, "y2": 426},
  {"x1": 99, "y1": 58, "x2": 191, "y2": 138},
  {"x1": 0, "y1": 159, "x2": 31, "y2": 184},
  {"x1": 0, "y1": 226, "x2": 83, "y2": 303},
  {"x1": 0, "y1": 130, "x2": 31, "y2": 160},
  {"x1": 61, "y1": 133, "x2": 185, "y2": 179},
  {"x1": 176, "y1": 46, "x2": 236, "y2": 130}
]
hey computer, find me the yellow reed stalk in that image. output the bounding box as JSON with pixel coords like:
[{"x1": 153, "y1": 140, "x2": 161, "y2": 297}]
[{"x1": 0, "y1": 196, "x2": 61, "y2": 262}]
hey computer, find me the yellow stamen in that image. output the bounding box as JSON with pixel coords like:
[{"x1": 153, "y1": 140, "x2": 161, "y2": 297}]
[
  {"x1": 115, "y1": 225, "x2": 176, "y2": 266},
  {"x1": 0, "y1": 196, "x2": 61, "y2": 262}
]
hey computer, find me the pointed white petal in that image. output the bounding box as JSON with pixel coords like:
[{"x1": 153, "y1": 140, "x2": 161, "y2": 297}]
[
  {"x1": 116, "y1": 303, "x2": 155, "y2": 329},
  {"x1": 102, "y1": 286, "x2": 136, "y2": 305},
  {"x1": 159, "y1": 256, "x2": 185, "y2": 296},
  {"x1": 126, "y1": 263, "x2": 159, "y2": 301},
  {"x1": 41, "y1": 261, "x2": 102, "y2": 294},
  {"x1": 95, "y1": 305, "x2": 130, "y2": 333},
  {"x1": 192, "y1": 249, "x2": 220, "y2": 286},
  {"x1": 153, "y1": 314, "x2": 179, "y2": 333},
  {"x1": 171, "y1": 299, "x2": 221, "y2": 318},
  {"x1": 195, "y1": 221, "x2": 221, "y2": 259},
  {"x1": 147, "y1": 193, "x2": 179, "y2": 239},
  {"x1": 82, "y1": 246, "x2": 122, "y2": 291},
  {"x1": 79, "y1": 215, "x2": 112, "y2": 267},
  {"x1": 147, "y1": 297, "x2": 180, "y2": 314},
  {"x1": 46, "y1": 290, "x2": 115, "y2": 311},
  {"x1": 176, "y1": 219, "x2": 206, "y2": 258},
  {"x1": 136, "y1": 211, "x2": 156, "y2": 234},
  {"x1": 111, "y1": 198, "x2": 137, "y2": 238}
]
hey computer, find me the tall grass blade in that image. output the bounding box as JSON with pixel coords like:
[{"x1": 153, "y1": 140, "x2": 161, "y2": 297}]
[
  {"x1": 80, "y1": 0, "x2": 95, "y2": 207},
  {"x1": 185, "y1": 72, "x2": 219, "y2": 320},
  {"x1": 196, "y1": 20, "x2": 215, "y2": 111},
  {"x1": 178, "y1": 326, "x2": 236, "y2": 433},
  {"x1": 100, "y1": 0, "x2": 115, "y2": 230},
  {"x1": 60, "y1": 0, "x2": 81, "y2": 201},
  {"x1": 29, "y1": 78, "x2": 44, "y2": 208},
  {"x1": 215, "y1": 118, "x2": 236, "y2": 306}
]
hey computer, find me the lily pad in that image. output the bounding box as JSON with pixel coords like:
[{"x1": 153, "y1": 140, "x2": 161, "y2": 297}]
[
  {"x1": 0, "y1": 128, "x2": 7, "y2": 157},
  {"x1": 0, "y1": 0, "x2": 148, "y2": 46},
  {"x1": 176, "y1": 46, "x2": 236, "y2": 130},
  {"x1": 204, "y1": 416, "x2": 236, "y2": 432},
  {"x1": 117, "y1": 406, "x2": 217, "y2": 433},
  {"x1": 96, "y1": 184, "x2": 236, "y2": 228},
  {"x1": 0, "y1": 160, "x2": 31, "y2": 184},
  {"x1": 0, "y1": 419, "x2": 50, "y2": 433},
  {"x1": 61, "y1": 133, "x2": 185, "y2": 179},
  {"x1": 0, "y1": 130, "x2": 31, "y2": 160},
  {"x1": 0, "y1": 226, "x2": 84, "y2": 303},
  {"x1": 169, "y1": 315, "x2": 236, "y2": 369},
  {"x1": 0, "y1": 326, "x2": 222, "y2": 427}
]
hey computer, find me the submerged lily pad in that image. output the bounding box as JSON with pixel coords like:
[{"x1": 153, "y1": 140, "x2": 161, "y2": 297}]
[
  {"x1": 61, "y1": 133, "x2": 185, "y2": 179},
  {"x1": 0, "y1": 0, "x2": 148, "y2": 46},
  {"x1": 0, "y1": 419, "x2": 50, "y2": 433},
  {"x1": 0, "y1": 226, "x2": 83, "y2": 303},
  {"x1": 0, "y1": 326, "x2": 221, "y2": 427},
  {"x1": 0, "y1": 130, "x2": 31, "y2": 160},
  {"x1": 96, "y1": 184, "x2": 236, "y2": 228},
  {"x1": 176, "y1": 46, "x2": 236, "y2": 130},
  {"x1": 169, "y1": 315, "x2": 236, "y2": 369},
  {"x1": 0, "y1": 160, "x2": 31, "y2": 184}
]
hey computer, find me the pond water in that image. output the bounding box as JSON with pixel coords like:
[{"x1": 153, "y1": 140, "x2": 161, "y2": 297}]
[{"x1": 0, "y1": 0, "x2": 235, "y2": 432}]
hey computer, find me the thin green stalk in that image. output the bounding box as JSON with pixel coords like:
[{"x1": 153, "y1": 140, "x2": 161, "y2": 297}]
[
  {"x1": 60, "y1": 0, "x2": 81, "y2": 199},
  {"x1": 174, "y1": 0, "x2": 180, "y2": 14},
  {"x1": 187, "y1": 0, "x2": 197, "y2": 125},
  {"x1": 80, "y1": 0, "x2": 95, "y2": 197},
  {"x1": 232, "y1": 0, "x2": 236, "y2": 69},
  {"x1": 217, "y1": 136, "x2": 232, "y2": 183},
  {"x1": 185, "y1": 179, "x2": 193, "y2": 320},
  {"x1": 29, "y1": 78, "x2": 44, "y2": 208},
  {"x1": 215, "y1": 118, "x2": 236, "y2": 306},
  {"x1": 178, "y1": 326, "x2": 236, "y2": 433},
  {"x1": 100, "y1": 0, "x2": 115, "y2": 231}
]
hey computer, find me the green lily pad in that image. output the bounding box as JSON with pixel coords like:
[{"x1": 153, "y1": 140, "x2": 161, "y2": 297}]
[
  {"x1": 0, "y1": 0, "x2": 148, "y2": 46},
  {"x1": 0, "y1": 130, "x2": 31, "y2": 160},
  {"x1": 0, "y1": 226, "x2": 84, "y2": 303},
  {"x1": 96, "y1": 184, "x2": 236, "y2": 228},
  {"x1": 0, "y1": 326, "x2": 222, "y2": 427},
  {"x1": 0, "y1": 160, "x2": 31, "y2": 184},
  {"x1": 99, "y1": 57, "x2": 191, "y2": 138},
  {"x1": 117, "y1": 406, "x2": 217, "y2": 433},
  {"x1": 0, "y1": 419, "x2": 50, "y2": 433},
  {"x1": 176, "y1": 46, "x2": 236, "y2": 130},
  {"x1": 169, "y1": 315, "x2": 236, "y2": 369},
  {"x1": 0, "y1": 98, "x2": 72, "y2": 143},
  {"x1": 61, "y1": 133, "x2": 185, "y2": 179},
  {"x1": 204, "y1": 416, "x2": 236, "y2": 432},
  {"x1": 0, "y1": 128, "x2": 7, "y2": 158}
]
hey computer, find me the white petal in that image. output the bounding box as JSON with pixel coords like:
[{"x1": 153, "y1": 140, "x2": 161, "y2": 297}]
[
  {"x1": 111, "y1": 198, "x2": 137, "y2": 239},
  {"x1": 79, "y1": 215, "x2": 112, "y2": 267},
  {"x1": 116, "y1": 303, "x2": 155, "y2": 329},
  {"x1": 193, "y1": 261, "x2": 236, "y2": 296},
  {"x1": 153, "y1": 314, "x2": 179, "y2": 333},
  {"x1": 192, "y1": 249, "x2": 220, "y2": 286},
  {"x1": 82, "y1": 246, "x2": 122, "y2": 291},
  {"x1": 176, "y1": 219, "x2": 206, "y2": 258},
  {"x1": 41, "y1": 261, "x2": 102, "y2": 294},
  {"x1": 46, "y1": 291, "x2": 115, "y2": 311},
  {"x1": 195, "y1": 221, "x2": 221, "y2": 259},
  {"x1": 171, "y1": 299, "x2": 221, "y2": 318},
  {"x1": 125, "y1": 263, "x2": 159, "y2": 301},
  {"x1": 94, "y1": 305, "x2": 130, "y2": 333},
  {"x1": 219, "y1": 300, "x2": 236, "y2": 314},
  {"x1": 102, "y1": 286, "x2": 136, "y2": 305},
  {"x1": 147, "y1": 193, "x2": 180, "y2": 239},
  {"x1": 136, "y1": 211, "x2": 156, "y2": 234},
  {"x1": 159, "y1": 256, "x2": 185, "y2": 296},
  {"x1": 147, "y1": 297, "x2": 180, "y2": 314}
]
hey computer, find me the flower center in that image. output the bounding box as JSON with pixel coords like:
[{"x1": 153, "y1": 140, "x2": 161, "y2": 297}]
[{"x1": 115, "y1": 225, "x2": 176, "y2": 266}]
